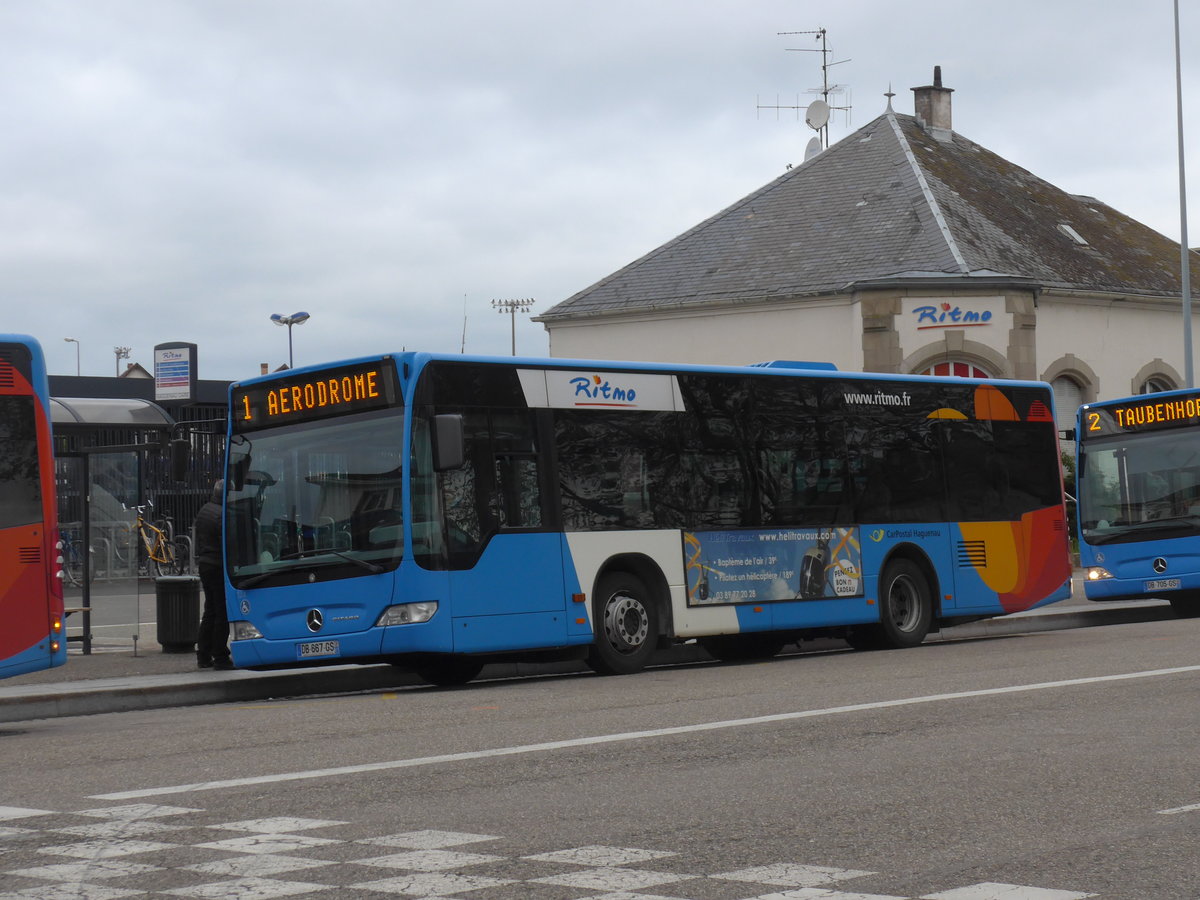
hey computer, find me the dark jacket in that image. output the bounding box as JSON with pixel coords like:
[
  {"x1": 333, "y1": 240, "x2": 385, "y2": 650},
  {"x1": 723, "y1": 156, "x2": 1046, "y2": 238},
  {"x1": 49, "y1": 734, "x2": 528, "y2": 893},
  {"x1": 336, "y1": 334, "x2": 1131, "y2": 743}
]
[{"x1": 193, "y1": 500, "x2": 223, "y2": 568}]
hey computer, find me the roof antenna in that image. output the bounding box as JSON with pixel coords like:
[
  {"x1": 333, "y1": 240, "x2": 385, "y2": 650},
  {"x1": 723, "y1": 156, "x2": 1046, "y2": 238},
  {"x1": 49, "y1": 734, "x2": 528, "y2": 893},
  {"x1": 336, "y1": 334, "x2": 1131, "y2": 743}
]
[{"x1": 756, "y1": 27, "x2": 853, "y2": 154}]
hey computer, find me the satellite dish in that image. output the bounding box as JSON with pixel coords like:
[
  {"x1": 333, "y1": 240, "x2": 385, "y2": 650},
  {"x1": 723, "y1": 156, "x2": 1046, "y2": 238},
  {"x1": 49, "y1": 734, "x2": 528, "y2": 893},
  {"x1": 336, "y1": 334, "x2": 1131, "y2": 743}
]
[
  {"x1": 804, "y1": 136, "x2": 822, "y2": 161},
  {"x1": 805, "y1": 99, "x2": 830, "y2": 131}
]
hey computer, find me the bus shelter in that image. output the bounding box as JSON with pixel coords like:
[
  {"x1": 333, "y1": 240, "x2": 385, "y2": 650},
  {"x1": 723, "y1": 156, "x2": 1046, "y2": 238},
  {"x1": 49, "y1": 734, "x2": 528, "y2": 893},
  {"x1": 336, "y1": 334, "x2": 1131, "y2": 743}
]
[{"x1": 52, "y1": 397, "x2": 181, "y2": 654}]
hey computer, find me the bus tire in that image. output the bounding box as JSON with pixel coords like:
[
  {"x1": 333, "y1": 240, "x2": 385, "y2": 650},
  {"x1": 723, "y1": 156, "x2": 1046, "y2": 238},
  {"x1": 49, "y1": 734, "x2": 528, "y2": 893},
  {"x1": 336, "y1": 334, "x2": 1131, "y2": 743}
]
[
  {"x1": 587, "y1": 572, "x2": 659, "y2": 676},
  {"x1": 699, "y1": 634, "x2": 787, "y2": 662},
  {"x1": 415, "y1": 658, "x2": 484, "y2": 687},
  {"x1": 877, "y1": 558, "x2": 933, "y2": 648},
  {"x1": 847, "y1": 558, "x2": 932, "y2": 650}
]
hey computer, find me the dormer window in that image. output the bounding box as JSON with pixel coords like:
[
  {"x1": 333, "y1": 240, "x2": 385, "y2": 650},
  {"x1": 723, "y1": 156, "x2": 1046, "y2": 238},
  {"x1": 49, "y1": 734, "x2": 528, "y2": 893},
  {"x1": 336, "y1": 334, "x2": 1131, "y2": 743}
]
[{"x1": 1058, "y1": 223, "x2": 1089, "y2": 246}]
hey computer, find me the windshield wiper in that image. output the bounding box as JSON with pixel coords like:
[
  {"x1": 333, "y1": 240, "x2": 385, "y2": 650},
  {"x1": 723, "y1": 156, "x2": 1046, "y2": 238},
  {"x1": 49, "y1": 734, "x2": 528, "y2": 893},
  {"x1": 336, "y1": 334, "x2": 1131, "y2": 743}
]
[
  {"x1": 237, "y1": 570, "x2": 277, "y2": 589},
  {"x1": 237, "y1": 548, "x2": 385, "y2": 588},
  {"x1": 1087, "y1": 515, "x2": 1200, "y2": 544},
  {"x1": 274, "y1": 547, "x2": 386, "y2": 574}
]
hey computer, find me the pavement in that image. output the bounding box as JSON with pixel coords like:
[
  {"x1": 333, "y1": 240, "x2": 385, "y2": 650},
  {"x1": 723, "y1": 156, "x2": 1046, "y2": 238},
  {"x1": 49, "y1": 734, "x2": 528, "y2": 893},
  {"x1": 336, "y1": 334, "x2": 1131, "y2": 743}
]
[{"x1": 0, "y1": 572, "x2": 1179, "y2": 723}]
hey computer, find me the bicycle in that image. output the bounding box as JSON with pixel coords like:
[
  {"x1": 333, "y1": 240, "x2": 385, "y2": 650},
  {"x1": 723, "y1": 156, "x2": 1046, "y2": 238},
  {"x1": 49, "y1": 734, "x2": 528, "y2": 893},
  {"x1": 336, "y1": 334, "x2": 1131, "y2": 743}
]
[
  {"x1": 125, "y1": 503, "x2": 188, "y2": 576},
  {"x1": 57, "y1": 523, "x2": 85, "y2": 587}
]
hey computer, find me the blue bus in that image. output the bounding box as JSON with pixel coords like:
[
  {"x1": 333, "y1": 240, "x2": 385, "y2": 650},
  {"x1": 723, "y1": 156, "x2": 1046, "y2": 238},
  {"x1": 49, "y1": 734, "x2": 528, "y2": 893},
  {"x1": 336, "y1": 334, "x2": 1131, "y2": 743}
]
[
  {"x1": 222, "y1": 353, "x2": 1072, "y2": 684},
  {"x1": 1076, "y1": 388, "x2": 1200, "y2": 616},
  {"x1": 0, "y1": 334, "x2": 67, "y2": 679}
]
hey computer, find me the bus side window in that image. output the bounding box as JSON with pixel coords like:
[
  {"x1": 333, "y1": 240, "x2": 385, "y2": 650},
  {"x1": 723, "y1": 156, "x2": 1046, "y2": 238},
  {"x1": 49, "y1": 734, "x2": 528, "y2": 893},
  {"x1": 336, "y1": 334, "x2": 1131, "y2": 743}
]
[
  {"x1": 494, "y1": 455, "x2": 541, "y2": 528},
  {"x1": 942, "y1": 423, "x2": 1008, "y2": 521}
]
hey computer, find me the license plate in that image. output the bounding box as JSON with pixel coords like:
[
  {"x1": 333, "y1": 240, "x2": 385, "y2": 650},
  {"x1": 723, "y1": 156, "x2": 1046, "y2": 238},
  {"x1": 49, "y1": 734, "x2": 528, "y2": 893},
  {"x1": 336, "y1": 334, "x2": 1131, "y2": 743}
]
[
  {"x1": 1145, "y1": 579, "x2": 1181, "y2": 592},
  {"x1": 298, "y1": 640, "x2": 339, "y2": 659}
]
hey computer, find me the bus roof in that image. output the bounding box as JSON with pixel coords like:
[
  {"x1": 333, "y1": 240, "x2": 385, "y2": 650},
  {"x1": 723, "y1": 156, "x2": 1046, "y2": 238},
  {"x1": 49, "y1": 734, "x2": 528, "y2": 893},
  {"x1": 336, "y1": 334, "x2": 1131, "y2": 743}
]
[{"x1": 231, "y1": 350, "x2": 1055, "y2": 394}]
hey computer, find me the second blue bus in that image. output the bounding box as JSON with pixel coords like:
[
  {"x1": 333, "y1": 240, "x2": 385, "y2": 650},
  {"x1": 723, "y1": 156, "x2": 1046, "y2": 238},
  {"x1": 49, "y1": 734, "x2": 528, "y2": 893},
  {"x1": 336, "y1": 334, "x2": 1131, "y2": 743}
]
[{"x1": 1076, "y1": 387, "x2": 1200, "y2": 616}]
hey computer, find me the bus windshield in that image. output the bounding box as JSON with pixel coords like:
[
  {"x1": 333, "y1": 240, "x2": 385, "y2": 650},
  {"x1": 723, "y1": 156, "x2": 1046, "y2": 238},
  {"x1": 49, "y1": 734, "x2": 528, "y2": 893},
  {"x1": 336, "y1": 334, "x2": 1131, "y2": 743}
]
[
  {"x1": 1079, "y1": 429, "x2": 1200, "y2": 545},
  {"x1": 225, "y1": 407, "x2": 406, "y2": 587}
]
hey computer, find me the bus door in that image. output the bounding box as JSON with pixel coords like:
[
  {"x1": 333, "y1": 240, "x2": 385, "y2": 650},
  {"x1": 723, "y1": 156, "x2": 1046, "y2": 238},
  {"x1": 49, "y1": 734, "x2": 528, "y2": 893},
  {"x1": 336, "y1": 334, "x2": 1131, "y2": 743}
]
[{"x1": 434, "y1": 410, "x2": 571, "y2": 653}]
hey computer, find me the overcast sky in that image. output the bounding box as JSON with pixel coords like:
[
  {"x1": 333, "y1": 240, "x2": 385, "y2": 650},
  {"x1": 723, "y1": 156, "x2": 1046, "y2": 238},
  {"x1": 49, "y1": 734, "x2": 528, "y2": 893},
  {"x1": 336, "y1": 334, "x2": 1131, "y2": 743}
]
[{"x1": 4, "y1": 1, "x2": 1197, "y2": 382}]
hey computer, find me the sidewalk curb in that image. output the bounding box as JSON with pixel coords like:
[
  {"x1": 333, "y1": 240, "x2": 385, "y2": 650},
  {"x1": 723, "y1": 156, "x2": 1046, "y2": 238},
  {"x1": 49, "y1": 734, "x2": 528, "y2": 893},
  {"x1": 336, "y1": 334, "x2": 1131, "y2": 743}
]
[
  {"x1": 0, "y1": 601, "x2": 1176, "y2": 724},
  {"x1": 930, "y1": 600, "x2": 1175, "y2": 640}
]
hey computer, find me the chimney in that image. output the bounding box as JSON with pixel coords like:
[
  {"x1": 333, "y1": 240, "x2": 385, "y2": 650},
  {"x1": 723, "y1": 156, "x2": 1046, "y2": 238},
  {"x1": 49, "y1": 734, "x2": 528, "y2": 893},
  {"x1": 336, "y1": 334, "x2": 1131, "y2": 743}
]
[
  {"x1": 911, "y1": 65, "x2": 954, "y2": 139},
  {"x1": 260, "y1": 363, "x2": 269, "y2": 375}
]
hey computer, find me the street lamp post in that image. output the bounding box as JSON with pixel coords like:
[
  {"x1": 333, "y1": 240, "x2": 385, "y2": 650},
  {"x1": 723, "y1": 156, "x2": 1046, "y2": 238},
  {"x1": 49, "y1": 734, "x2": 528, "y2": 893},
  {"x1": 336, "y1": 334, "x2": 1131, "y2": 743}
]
[
  {"x1": 64, "y1": 337, "x2": 80, "y2": 375},
  {"x1": 270, "y1": 311, "x2": 311, "y2": 369},
  {"x1": 1175, "y1": 0, "x2": 1194, "y2": 387},
  {"x1": 491, "y1": 298, "x2": 535, "y2": 356}
]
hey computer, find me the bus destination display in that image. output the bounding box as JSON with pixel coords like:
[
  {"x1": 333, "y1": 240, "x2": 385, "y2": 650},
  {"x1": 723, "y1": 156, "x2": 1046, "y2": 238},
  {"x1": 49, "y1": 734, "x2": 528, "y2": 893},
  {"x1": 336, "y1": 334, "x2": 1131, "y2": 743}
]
[
  {"x1": 233, "y1": 360, "x2": 399, "y2": 432},
  {"x1": 1082, "y1": 389, "x2": 1200, "y2": 438}
]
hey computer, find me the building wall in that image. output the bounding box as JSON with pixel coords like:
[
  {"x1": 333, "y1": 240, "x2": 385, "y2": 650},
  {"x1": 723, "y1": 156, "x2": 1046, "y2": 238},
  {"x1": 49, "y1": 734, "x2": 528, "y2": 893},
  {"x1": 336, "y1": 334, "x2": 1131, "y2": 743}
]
[
  {"x1": 545, "y1": 298, "x2": 860, "y2": 369},
  {"x1": 1037, "y1": 295, "x2": 1192, "y2": 401},
  {"x1": 545, "y1": 286, "x2": 1200, "y2": 407}
]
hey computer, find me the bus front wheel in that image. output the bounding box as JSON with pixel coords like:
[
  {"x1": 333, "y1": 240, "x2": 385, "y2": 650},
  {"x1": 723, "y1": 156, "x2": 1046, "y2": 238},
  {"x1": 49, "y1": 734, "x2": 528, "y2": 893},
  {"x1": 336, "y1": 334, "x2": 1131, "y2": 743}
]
[
  {"x1": 587, "y1": 572, "x2": 659, "y2": 676},
  {"x1": 847, "y1": 559, "x2": 932, "y2": 650}
]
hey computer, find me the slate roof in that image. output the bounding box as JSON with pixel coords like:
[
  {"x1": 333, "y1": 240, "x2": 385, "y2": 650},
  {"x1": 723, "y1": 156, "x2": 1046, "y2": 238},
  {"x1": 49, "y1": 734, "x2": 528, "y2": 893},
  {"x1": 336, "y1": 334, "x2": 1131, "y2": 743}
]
[{"x1": 539, "y1": 110, "x2": 1199, "y2": 321}]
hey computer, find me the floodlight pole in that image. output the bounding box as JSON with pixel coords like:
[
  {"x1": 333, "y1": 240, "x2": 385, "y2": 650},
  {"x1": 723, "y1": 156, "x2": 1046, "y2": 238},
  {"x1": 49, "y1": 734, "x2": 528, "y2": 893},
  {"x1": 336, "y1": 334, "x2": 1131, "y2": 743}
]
[
  {"x1": 114, "y1": 346, "x2": 131, "y2": 377},
  {"x1": 1176, "y1": 0, "x2": 1194, "y2": 387},
  {"x1": 492, "y1": 298, "x2": 535, "y2": 355}
]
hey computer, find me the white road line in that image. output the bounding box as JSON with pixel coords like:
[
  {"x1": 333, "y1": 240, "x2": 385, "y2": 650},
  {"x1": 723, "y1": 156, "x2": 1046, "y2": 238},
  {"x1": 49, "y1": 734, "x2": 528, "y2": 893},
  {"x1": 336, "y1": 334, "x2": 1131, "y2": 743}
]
[
  {"x1": 1157, "y1": 802, "x2": 1200, "y2": 815},
  {"x1": 90, "y1": 664, "x2": 1200, "y2": 801}
]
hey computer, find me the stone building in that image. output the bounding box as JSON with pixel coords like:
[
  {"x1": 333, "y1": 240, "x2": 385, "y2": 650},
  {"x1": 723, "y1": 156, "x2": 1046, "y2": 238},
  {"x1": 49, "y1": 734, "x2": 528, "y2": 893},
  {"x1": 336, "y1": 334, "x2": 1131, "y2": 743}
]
[{"x1": 536, "y1": 68, "x2": 1200, "y2": 426}]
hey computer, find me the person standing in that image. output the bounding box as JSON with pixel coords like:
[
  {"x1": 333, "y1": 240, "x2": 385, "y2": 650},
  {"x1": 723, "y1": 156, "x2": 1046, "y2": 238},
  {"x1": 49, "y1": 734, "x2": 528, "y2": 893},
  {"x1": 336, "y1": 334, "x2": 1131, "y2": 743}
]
[{"x1": 194, "y1": 480, "x2": 233, "y2": 670}]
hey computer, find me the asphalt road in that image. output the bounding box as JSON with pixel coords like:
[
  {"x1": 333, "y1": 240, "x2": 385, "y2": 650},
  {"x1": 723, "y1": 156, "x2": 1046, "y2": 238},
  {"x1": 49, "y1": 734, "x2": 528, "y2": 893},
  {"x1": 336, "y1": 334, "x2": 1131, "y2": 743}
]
[{"x1": 1, "y1": 615, "x2": 1197, "y2": 898}]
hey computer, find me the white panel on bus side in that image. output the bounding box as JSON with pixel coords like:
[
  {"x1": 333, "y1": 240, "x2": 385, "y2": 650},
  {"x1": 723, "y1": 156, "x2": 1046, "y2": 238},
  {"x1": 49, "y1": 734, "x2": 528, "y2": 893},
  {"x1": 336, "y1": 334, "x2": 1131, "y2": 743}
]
[{"x1": 564, "y1": 530, "x2": 742, "y2": 637}]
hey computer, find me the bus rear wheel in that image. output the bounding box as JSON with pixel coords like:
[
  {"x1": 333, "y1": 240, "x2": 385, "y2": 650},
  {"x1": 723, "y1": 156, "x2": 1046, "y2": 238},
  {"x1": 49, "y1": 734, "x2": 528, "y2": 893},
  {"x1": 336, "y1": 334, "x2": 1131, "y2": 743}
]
[
  {"x1": 587, "y1": 572, "x2": 659, "y2": 676},
  {"x1": 847, "y1": 559, "x2": 932, "y2": 650}
]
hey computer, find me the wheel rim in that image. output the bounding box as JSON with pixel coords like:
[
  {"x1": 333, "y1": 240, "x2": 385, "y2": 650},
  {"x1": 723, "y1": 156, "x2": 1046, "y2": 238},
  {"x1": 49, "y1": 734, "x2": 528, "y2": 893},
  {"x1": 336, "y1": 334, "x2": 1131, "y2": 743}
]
[
  {"x1": 888, "y1": 574, "x2": 922, "y2": 632},
  {"x1": 602, "y1": 591, "x2": 649, "y2": 655}
]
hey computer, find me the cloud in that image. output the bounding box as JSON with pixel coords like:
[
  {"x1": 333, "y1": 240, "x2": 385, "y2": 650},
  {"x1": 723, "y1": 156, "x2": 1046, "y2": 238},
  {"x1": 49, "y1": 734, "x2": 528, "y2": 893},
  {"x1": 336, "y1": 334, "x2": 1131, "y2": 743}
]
[{"x1": 1, "y1": 0, "x2": 1196, "y2": 379}]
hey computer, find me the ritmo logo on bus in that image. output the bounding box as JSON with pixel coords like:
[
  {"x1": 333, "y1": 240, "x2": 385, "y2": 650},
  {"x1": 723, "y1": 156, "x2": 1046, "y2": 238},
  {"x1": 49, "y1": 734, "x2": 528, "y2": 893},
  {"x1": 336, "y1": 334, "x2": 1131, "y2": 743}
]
[{"x1": 569, "y1": 375, "x2": 638, "y2": 407}]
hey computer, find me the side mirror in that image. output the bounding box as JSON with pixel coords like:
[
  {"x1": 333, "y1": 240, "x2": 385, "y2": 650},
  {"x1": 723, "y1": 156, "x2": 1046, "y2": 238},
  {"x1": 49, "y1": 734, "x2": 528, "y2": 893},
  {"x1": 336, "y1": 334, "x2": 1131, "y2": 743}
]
[
  {"x1": 432, "y1": 414, "x2": 465, "y2": 471},
  {"x1": 230, "y1": 456, "x2": 250, "y2": 492},
  {"x1": 170, "y1": 438, "x2": 191, "y2": 482}
]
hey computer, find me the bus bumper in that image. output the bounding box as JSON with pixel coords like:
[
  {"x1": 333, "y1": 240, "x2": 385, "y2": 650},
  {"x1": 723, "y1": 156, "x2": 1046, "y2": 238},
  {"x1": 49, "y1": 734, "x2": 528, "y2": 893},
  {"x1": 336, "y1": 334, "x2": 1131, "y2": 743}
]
[
  {"x1": 1080, "y1": 558, "x2": 1200, "y2": 603},
  {"x1": 230, "y1": 620, "x2": 451, "y2": 668}
]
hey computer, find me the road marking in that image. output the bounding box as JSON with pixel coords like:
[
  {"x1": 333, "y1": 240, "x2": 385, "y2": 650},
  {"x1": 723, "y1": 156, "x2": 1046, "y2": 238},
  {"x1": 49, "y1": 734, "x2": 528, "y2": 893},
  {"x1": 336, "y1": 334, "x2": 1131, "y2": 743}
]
[
  {"x1": 1157, "y1": 801, "x2": 1200, "y2": 815},
  {"x1": 90, "y1": 664, "x2": 1200, "y2": 801}
]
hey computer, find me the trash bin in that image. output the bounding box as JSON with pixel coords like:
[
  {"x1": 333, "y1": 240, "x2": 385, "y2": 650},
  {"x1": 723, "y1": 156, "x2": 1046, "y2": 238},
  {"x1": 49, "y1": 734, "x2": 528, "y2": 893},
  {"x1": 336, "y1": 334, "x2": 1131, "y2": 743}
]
[{"x1": 155, "y1": 575, "x2": 201, "y2": 652}]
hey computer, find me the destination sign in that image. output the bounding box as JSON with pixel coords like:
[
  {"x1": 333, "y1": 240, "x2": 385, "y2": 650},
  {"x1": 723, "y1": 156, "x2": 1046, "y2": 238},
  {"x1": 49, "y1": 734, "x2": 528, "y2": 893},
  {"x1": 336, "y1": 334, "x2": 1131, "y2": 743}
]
[
  {"x1": 1082, "y1": 390, "x2": 1200, "y2": 438},
  {"x1": 233, "y1": 359, "x2": 399, "y2": 432}
]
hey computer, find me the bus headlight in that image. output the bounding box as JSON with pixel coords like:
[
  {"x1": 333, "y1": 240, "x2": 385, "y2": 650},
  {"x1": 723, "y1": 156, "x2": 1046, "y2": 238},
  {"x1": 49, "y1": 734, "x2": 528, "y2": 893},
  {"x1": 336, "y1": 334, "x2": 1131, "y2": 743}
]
[
  {"x1": 1086, "y1": 567, "x2": 1114, "y2": 581},
  {"x1": 231, "y1": 621, "x2": 263, "y2": 641},
  {"x1": 376, "y1": 601, "x2": 438, "y2": 626}
]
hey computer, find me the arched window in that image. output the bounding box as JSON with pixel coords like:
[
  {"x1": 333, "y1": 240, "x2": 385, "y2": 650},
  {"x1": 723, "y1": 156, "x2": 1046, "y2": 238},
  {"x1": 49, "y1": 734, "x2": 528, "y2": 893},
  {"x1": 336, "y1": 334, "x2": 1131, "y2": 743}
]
[
  {"x1": 1050, "y1": 376, "x2": 1083, "y2": 433},
  {"x1": 919, "y1": 361, "x2": 992, "y2": 379},
  {"x1": 1139, "y1": 376, "x2": 1174, "y2": 394}
]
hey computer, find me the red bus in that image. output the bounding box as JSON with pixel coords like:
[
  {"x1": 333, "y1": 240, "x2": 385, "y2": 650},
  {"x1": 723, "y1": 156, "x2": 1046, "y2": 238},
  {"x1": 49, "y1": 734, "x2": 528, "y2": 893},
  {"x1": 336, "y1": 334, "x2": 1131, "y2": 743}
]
[{"x1": 0, "y1": 334, "x2": 66, "y2": 678}]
